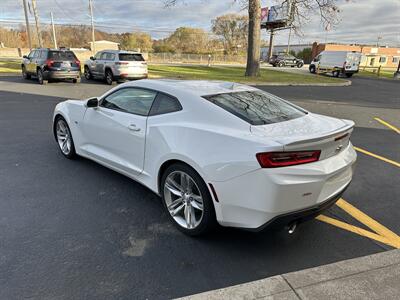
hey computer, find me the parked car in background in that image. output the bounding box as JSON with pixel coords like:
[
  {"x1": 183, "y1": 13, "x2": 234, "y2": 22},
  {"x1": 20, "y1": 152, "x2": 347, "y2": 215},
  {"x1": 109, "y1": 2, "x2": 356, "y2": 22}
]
[
  {"x1": 269, "y1": 54, "x2": 304, "y2": 68},
  {"x1": 21, "y1": 48, "x2": 81, "y2": 84},
  {"x1": 309, "y1": 51, "x2": 361, "y2": 78},
  {"x1": 84, "y1": 50, "x2": 148, "y2": 85},
  {"x1": 53, "y1": 79, "x2": 356, "y2": 236}
]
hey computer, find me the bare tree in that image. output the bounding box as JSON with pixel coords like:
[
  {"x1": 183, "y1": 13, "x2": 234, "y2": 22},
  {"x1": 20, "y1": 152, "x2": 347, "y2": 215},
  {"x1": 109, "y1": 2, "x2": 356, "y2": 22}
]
[
  {"x1": 244, "y1": 0, "x2": 261, "y2": 76},
  {"x1": 164, "y1": 0, "x2": 340, "y2": 77}
]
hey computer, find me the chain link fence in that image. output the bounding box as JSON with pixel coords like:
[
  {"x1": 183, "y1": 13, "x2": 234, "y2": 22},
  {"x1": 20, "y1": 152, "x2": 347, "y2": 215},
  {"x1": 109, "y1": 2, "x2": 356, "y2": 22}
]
[{"x1": 148, "y1": 53, "x2": 247, "y2": 65}]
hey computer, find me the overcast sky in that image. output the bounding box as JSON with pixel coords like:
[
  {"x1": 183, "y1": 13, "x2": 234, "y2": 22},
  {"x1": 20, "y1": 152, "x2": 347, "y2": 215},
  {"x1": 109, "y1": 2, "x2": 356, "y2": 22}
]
[{"x1": 1, "y1": 0, "x2": 399, "y2": 46}]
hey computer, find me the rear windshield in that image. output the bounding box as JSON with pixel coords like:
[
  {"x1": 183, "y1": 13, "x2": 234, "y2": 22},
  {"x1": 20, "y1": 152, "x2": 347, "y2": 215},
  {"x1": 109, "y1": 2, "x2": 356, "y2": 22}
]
[
  {"x1": 48, "y1": 51, "x2": 77, "y2": 61},
  {"x1": 203, "y1": 90, "x2": 306, "y2": 125},
  {"x1": 118, "y1": 54, "x2": 145, "y2": 61}
]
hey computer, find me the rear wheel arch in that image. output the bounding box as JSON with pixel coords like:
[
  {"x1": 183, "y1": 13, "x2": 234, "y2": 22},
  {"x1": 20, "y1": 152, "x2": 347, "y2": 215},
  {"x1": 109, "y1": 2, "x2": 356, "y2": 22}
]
[{"x1": 157, "y1": 159, "x2": 206, "y2": 195}]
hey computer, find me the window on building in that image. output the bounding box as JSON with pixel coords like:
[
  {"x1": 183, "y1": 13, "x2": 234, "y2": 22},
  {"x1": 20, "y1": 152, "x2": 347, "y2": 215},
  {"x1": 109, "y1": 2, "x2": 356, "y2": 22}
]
[
  {"x1": 379, "y1": 56, "x2": 386, "y2": 63},
  {"x1": 393, "y1": 57, "x2": 399, "y2": 64}
]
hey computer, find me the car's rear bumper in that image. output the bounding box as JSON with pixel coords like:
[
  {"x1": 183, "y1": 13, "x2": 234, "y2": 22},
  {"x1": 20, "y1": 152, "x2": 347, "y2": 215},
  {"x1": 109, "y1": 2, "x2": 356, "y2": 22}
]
[
  {"x1": 211, "y1": 142, "x2": 357, "y2": 230},
  {"x1": 44, "y1": 70, "x2": 80, "y2": 79},
  {"x1": 115, "y1": 74, "x2": 148, "y2": 81}
]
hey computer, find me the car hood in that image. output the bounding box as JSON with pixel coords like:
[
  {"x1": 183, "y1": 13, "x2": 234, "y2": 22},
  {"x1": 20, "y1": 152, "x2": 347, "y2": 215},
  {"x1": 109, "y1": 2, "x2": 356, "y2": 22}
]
[{"x1": 250, "y1": 113, "x2": 354, "y2": 146}]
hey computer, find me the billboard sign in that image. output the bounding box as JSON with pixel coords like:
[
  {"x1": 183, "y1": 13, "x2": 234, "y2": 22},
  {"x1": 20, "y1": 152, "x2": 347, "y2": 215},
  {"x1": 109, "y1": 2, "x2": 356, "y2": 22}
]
[
  {"x1": 267, "y1": 3, "x2": 289, "y2": 24},
  {"x1": 261, "y1": 7, "x2": 269, "y2": 25}
]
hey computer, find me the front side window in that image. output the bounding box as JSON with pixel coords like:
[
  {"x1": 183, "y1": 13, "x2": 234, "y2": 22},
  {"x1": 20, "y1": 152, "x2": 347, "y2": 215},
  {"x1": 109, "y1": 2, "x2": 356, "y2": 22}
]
[
  {"x1": 94, "y1": 52, "x2": 102, "y2": 59},
  {"x1": 149, "y1": 93, "x2": 182, "y2": 116},
  {"x1": 101, "y1": 88, "x2": 157, "y2": 116},
  {"x1": 203, "y1": 90, "x2": 306, "y2": 125},
  {"x1": 28, "y1": 51, "x2": 35, "y2": 58},
  {"x1": 100, "y1": 52, "x2": 108, "y2": 60}
]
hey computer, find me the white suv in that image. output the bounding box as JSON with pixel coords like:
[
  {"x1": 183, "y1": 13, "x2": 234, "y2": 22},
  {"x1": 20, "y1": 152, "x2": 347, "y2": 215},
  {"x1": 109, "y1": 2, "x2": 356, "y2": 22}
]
[{"x1": 84, "y1": 50, "x2": 148, "y2": 85}]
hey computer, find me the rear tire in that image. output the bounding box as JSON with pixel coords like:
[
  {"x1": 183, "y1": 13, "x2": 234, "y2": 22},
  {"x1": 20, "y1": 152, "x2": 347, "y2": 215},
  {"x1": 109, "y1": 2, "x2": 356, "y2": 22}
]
[
  {"x1": 37, "y1": 69, "x2": 48, "y2": 85},
  {"x1": 22, "y1": 66, "x2": 31, "y2": 79},
  {"x1": 297, "y1": 62, "x2": 304, "y2": 68},
  {"x1": 105, "y1": 69, "x2": 114, "y2": 85},
  {"x1": 333, "y1": 70, "x2": 340, "y2": 77},
  {"x1": 161, "y1": 163, "x2": 217, "y2": 236},
  {"x1": 278, "y1": 61, "x2": 285, "y2": 67}
]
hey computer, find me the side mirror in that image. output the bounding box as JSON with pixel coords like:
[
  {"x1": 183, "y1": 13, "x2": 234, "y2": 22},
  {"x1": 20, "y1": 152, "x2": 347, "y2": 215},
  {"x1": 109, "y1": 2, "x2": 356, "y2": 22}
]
[
  {"x1": 90, "y1": 56, "x2": 95, "y2": 60},
  {"x1": 23, "y1": 55, "x2": 28, "y2": 59},
  {"x1": 86, "y1": 97, "x2": 99, "y2": 108}
]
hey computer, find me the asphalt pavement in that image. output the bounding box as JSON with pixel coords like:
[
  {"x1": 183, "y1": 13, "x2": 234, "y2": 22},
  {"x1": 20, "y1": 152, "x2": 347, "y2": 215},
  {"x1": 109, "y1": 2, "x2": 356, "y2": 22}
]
[{"x1": 0, "y1": 76, "x2": 399, "y2": 299}]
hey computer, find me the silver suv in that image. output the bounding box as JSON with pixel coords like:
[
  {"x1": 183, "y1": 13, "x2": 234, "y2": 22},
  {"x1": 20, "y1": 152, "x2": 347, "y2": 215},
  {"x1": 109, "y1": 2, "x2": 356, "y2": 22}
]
[{"x1": 84, "y1": 50, "x2": 148, "y2": 85}]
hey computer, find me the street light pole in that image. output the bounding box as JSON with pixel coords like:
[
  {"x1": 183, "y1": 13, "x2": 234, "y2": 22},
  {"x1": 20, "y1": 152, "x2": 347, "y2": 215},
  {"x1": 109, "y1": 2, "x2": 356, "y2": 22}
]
[
  {"x1": 22, "y1": 0, "x2": 32, "y2": 50},
  {"x1": 89, "y1": 0, "x2": 96, "y2": 54},
  {"x1": 50, "y1": 12, "x2": 57, "y2": 49},
  {"x1": 31, "y1": 0, "x2": 43, "y2": 47}
]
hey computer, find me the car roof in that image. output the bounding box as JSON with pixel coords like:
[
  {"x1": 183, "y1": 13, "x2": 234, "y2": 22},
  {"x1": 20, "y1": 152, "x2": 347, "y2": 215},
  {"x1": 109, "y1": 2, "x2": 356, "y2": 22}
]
[
  {"x1": 124, "y1": 79, "x2": 257, "y2": 97},
  {"x1": 99, "y1": 49, "x2": 142, "y2": 54}
]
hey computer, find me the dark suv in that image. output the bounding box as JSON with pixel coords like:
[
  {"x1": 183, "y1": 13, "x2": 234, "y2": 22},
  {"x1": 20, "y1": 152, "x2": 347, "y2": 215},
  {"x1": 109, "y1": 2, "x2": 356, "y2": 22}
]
[
  {"x1": 269, "y1": 54, "x2": 304, "y2": 68},
  {"x1": 21, "y1": 48, "x2": 81, "y2": 84}
]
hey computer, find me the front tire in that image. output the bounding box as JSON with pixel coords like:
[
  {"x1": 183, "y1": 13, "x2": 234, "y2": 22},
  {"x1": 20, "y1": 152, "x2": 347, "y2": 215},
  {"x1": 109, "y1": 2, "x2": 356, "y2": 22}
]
[
  {"x1": 22, "y1": 66, "x2": 31, "y2": 79},
  {"x1": 161, "y1": 163, "x2": 217, "y2": 236},
  {"x1": 84, "y1": 66, "x2": 92, "y2": 80},
  {"x1": 37, "y1": 69, "x2": 48, "y2": 85},
  {"x1": 309, "y1": 65, "x2": 316, "y2": 74},
  {"x1": 278, "y1": 61, "x2": 285, "y2": 67},
  {"x1": 55, "y1": 117, "x2": 76, "y2": 159},
  {"x1": 297, "y1": 62, "x2": 304, "y2": 68}
]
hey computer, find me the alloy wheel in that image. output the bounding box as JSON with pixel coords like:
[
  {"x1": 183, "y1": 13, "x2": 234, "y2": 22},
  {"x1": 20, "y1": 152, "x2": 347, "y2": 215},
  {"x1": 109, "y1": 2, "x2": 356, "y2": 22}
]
[
  {"x1": 163, "y1": 171, "x2": 204, "y2": 229},
  {"x1": 56, "y1": 119, "x2": 72, "y2": 155}
]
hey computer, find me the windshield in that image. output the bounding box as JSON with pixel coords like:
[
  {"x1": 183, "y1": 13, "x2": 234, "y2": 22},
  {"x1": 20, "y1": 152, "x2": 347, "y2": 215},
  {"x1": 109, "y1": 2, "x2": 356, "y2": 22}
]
[
  {"x1": 203, "y1": 90, "x2": 306, "y2": 125},
  {"x1": 118, "y1": 54, "x2": 145, "y2": 61}
]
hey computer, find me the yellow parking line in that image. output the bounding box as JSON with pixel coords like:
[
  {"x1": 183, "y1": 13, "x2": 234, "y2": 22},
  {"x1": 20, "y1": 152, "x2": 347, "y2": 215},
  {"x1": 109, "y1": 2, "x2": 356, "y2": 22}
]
[
  {"x1": 354, "y1": 146, "x2": 400, "y2": 168},
  {"x1": 374, "y1": 117, "x2": 400, "y2": 134},
  {"x1": 316, "y1": 215, "x2": 400, "y2": 249},
  {"x1": 336, "y1": 198, "x2": 400, "y2": 242}
]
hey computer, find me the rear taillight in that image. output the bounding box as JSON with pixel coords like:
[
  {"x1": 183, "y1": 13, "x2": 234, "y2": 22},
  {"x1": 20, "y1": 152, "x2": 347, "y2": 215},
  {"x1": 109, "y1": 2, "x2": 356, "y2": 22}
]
[
  {"x1": 46, "y1": 59, "x2": 54, "y2": 67},
  {"x1": 256, "y1": 151, "x2": 321, "y2": 168},
  {"x1": 115, "y1": 62, "x2": 129, "y2": 65},
  {"x1": 75, "y1": 60, "x2": 80, "y2": 66}
]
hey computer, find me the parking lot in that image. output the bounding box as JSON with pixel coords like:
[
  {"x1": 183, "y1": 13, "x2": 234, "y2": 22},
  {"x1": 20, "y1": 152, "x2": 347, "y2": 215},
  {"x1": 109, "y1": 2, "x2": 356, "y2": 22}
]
[{"x1": 0, "y1": 75, "x2": 399, "y2": 299}]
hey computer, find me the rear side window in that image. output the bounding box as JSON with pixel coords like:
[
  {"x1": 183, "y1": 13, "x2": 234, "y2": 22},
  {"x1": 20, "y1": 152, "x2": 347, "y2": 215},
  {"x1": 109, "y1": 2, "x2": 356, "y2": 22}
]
[
  {"x1": 119, "y1": 54, "x2": 145, "y2": 61},
  {"x1": 48, "y1": 51, "x2": 77, "y2": 61},
  {"x1": 149, "y1": 93, "x2": 182, "y2": 116},
  {"x1": 203, "y1": 90, "x2": 306, "y2": 125}
]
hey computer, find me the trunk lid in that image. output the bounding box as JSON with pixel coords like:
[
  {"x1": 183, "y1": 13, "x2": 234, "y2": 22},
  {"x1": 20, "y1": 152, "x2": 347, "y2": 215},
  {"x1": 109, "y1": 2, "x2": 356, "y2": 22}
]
[{"x1": 250, "y1": 113, "x2": 354, "y2": 160}]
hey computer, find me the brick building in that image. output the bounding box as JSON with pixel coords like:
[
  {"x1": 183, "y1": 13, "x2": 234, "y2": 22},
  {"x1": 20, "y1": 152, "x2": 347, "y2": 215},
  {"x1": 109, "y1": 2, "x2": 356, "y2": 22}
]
[{"x1": 311, "y1": 42, "x2": 400, "y2": 68}]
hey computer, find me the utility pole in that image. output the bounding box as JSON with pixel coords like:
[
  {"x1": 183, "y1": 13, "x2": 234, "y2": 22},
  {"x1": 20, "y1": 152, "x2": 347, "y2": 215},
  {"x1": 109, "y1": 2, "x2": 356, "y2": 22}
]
[
  {"x1": 286, "y1": 26, "x2": 292, "y2": 54},
  {"x1": 31, "y1": 0, "x2": 43, "y2": 47},
  {"x1": 89, "y1": 0, "x2": 96, "y2": 54},
  {"x1": 22, "y1": 0, "x2": 32, "y2": 49},
  {"x1": 267, "y1": 29, "x2": 275, "y2": 61},
  {"x1": 50, "y1": 12, "x2": 57, "y2": 49}
]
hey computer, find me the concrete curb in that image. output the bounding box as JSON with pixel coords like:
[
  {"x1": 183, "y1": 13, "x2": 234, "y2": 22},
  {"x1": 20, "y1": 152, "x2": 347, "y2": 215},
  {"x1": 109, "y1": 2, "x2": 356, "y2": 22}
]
[
  {"x1": 250, "y1": 80, "x2": 352, "y2": 87},
  {"x1": 177, "y1": 249, "x2": 400, "y2": 299}
]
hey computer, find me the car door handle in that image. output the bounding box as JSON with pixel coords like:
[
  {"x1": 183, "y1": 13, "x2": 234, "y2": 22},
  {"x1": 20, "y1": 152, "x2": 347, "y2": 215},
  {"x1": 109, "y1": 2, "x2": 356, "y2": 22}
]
[{"x1": 128, "y1": 124, "x2": 141, "y2": 132}]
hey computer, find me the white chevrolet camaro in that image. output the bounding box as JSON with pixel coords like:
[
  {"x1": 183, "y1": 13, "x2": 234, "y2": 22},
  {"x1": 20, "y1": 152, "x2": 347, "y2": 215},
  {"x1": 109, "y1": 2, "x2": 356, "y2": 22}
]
[{"x1": 53, "y1": 79, "x2": 357, "y2": 235}]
